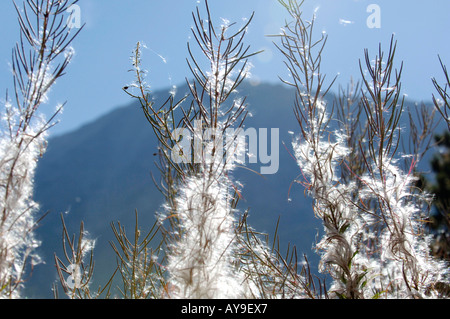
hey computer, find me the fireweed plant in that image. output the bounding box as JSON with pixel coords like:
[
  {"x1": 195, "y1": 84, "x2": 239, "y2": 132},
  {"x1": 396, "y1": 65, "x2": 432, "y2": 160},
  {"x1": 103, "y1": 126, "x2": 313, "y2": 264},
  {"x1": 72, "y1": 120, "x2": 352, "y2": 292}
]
[
  {"x1": 275, "y1": 0, "x2": 449, "y2": 298},
  {"x1": 122, "y1": 0, "x2": 321, "y2": 299},
  {"x1": 433, "y1": 56, "x2": 450, "y2": 131},
  {"x1": 125, "y1": 9, "x2": 258, "y2": 298},
  {"x1": 0, "y1": 0, "x2": 82, "y2": 298},
  {"x1": 49, "y1": 0, "x2": 449, "y2": 299}
]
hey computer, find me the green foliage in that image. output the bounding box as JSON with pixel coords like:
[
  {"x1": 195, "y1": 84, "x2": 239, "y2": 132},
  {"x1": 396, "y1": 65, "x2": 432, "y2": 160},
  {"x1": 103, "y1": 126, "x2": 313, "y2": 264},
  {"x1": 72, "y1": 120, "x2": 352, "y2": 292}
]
[{"x1": 428, "y1": 131, "x2": 450, "y2": 261}]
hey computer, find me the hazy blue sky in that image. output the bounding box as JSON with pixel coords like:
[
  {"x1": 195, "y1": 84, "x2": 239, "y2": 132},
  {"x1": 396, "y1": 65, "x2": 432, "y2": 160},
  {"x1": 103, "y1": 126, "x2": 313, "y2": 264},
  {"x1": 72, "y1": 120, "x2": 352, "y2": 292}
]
[{"x1": 1, "y1": 0, "x2": 449, "y2": 136}]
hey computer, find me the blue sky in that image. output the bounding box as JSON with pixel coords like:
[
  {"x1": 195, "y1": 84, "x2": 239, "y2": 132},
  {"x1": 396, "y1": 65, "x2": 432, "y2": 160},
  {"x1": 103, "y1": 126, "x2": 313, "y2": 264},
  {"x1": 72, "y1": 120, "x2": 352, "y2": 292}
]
[{"x1": 1, "y1": 0, "x2": 449, "y2": 136}]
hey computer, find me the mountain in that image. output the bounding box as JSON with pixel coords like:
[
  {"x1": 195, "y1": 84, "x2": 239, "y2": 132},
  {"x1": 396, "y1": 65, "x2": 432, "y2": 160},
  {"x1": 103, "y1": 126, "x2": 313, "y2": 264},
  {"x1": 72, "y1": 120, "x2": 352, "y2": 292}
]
[{"x1": 23, "y1": 81, "x2": 443, "y2": 298}]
